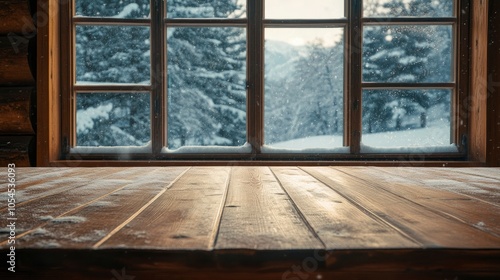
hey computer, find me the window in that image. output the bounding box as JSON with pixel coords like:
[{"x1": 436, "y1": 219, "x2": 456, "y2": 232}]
[{"x1": 61, "y1": 0, "x2": 468, "y2": 161}]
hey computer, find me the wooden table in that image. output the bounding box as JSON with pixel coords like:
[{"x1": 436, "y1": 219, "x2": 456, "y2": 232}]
[{"x1": 1, "y1": 167, "x2": 499, "y2": 279}]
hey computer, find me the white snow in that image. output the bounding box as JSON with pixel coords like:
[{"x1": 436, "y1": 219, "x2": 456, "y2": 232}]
[
  {"x1": 76, "y1": 103, "x2": 113, "y2": 134},
  {"x1": 71, "y1": 141, "x2": 152, "y2": 154},
  {"x1": 52, "y1": 216, "x2": 87, "y2": 224},
  {"x1": 112, "y1": 3, "x2": 140, "y2": 19},
  {"x1": 163, "y1": 142, "x2": 252, "y2": 154},
  {"x1": 261, "y1": 145, "x2": 349, "y2": 154},
  {"x1": 264, "y1": 124, "x2": 458, "y2": 153}
]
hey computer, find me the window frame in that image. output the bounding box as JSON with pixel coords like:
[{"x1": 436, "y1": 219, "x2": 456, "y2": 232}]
[{"x1": 38, "y1": 0, "x2": 482, "y2": 165}]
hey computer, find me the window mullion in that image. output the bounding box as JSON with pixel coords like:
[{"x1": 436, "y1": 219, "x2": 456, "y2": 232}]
[
  {"x1": 151, "y1": 0, "x2": 164, "y2": 155},
  {"x1": 247, "y1": 0, "x2": 264, "y2": 155},
  {"x1": 348, "y1": 0, "x2": 363, "y2": 154}
]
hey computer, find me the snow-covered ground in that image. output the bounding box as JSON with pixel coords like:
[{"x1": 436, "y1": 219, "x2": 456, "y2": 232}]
[{"x1": 266, "y1": 123, "x2": 457, "y2": 153}]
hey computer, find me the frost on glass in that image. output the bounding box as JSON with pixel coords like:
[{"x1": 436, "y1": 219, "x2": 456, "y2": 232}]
[
  {"x1": 364, "y1": 0, "x2": 454, "y2": 17},
  {"x1": 76, "y1": 26, "x2": 150, "y2": 84},
  {"x1": 362, "y1": 89, "x2": 451, "y2": 149},
  {"x1": 167, "y1": 0, "x2": 246, "y2": 18},
  {"x1": 363, "y1": 25, "x2": 453, "y2": 83},
  {"x1": 265, "y1": 0, "x2": 345, "y2": 19},
  {"x1": 76, "y1": 93, "x2": 150, "y2": 147},
  {"x1": 167, "y1": 27, "x2": 247, "y2": 150},
  {"x1": 75, "y1": 0, "x2": 150, "y2": 18},
  {"x1": 264, "y1": 28, "x2": 344, "y2": 151}
]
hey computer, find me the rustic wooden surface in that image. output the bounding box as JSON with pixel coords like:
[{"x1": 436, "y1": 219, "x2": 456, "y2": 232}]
[{"x1": 0, "y1": 167, "x2": 499, "y2": 279}]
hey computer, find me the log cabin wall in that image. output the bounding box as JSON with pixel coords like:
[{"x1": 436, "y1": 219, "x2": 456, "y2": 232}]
[{"x1": 0, "y1": 0, "x2": 37, "y2": 167}]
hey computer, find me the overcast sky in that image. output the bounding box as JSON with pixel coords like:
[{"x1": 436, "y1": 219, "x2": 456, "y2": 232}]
[{"x1": 264, "y1": 0, "x2": 345, "y2": 46}]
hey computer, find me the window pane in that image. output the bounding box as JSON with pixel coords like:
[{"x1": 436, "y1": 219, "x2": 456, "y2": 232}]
[
  {"x1": 363, "y1": 25, "x2": 453, "y2": 83},
  {"x1": 167, "y1": 0, "x2": 246, "y2": 18},
  {"x1": 364, "y1": 0, "x2": 454, "y2": 17},
  {"x1": 76, "y1": 93, "x2": 151, "y2": 147},
  {"x1": 75, "y1": 0, "x2": 150, "y2": 18},
  {"x1": 264, "y1": 28, "x2": 344, "y2": 151},
  {"x1": 167, "y1": 27, "x2": 247, "y2": 150},
  {"x1": 362, "y1": 89, "x2": 451, "y2": 150},
  {"x1": 76, "y1": 25, "x2": 150, "y2": 84},
  {"x1": 265, "y1": 0, "x2": 345, "y2": 19}
]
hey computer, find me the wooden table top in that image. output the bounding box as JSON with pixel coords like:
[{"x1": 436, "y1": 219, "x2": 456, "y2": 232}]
[{"x1": 1, "y1": 167, "x2": 499, "y2": 279}]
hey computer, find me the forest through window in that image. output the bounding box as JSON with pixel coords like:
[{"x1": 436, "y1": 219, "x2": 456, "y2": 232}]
[{"x1": 69, "y1": 0, "x2": 461, "y2": 158}]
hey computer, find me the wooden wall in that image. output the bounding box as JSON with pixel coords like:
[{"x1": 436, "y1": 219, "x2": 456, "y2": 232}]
[
  {"x1": 0, "y1": 0, "x2": 37, "y2": 167},
  {"x1": 488, "y1": 0, "x2": 500, "y2": 166}
]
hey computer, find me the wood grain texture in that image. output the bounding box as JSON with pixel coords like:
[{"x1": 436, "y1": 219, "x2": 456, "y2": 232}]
[
  {"x1": 451, "y1": 167, "x2": 500, "y2": 180},
  {"x1": 0, "y1": 87, "x2": 35, "y2": 134},
  {"x1": 0, "y1": 36, "x2": 34, "y2": 85},
  {"x1": 469, "y1": 0, "x2": 489, "y2": 162},
  {"x1": 0, "y1": 0, "x2": 35, "y2": 34},
  {"x1": 37, "y1": 0, "x2": 60, "y2": 166},
  {"x1": 101, "y1": 167, "x2": 230, "y2": 250},
  {"x1": 379, "y1": 167, "x2": 500, "y2": 206},
  {"x1": 215, "y1": 167, "x2": 323, "y2": 250},
  {"x1": 338, "y1": 167, "x2": 500, "y2": 237},
  {"x1": 0, "y1": 167, "x2": 498, "y2": 279},
  {"x1": 302, "y1": 166, "x2": 500, "y2": 248},
  {"x1": 271, "y1": 167, "x2": 419, "y2": 249},
  {"x1": 0, "y1": 168, "x2": 162, "y2": 246},
  {"x1": 15, "y1": 167, "x2": 188, "y2": 248}
]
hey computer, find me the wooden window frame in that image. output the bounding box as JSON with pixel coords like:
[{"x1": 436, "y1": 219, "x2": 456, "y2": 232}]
[{"x1": 37, "y1": 0, "x2": 491, "y2": 166}]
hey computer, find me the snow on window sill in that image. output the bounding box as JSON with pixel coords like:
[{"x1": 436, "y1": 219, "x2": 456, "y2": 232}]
[
  {"x1": 261, "y1": 145, "x2": 350, "y2": 154},
  {"x1": 70, "y1": 142, "x2": 152, "y2": 154},
  {"x1": 162, "y1": 142, "x2": 252, "y2": 154},
  {"x1": 360, "y1": 143, "x2": 459, "y2": 154}
]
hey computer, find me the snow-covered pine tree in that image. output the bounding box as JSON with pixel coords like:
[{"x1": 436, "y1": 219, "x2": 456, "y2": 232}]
[
  {"x1": 362, "y1": 0, "x2": 453, "y2": 133},
  {"x1": 75, "y1": 0, "x2": 151, "y2": 146},
  {"x1": 166, "y1": 0, "x2": 247, "y2": 149}
]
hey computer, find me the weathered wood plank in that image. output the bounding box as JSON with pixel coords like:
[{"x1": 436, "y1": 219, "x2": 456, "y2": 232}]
[
  {"x1": 100, "y1": 167, "x2": 230, "y2": 250},
  {"x1": 337, "y1": 167, "x2": 500, "y2": 237},
  {"x1": 0, "y1": 167, "x2": 124, "y2": 204},
  {"x1": 215, "y1": 167, "x2": 323, "y2": 250},
  {"x1": 379, "y1": 167, "x2": 500, "y2": 206},
  {"x1": 0, "y1": 87, "x2": 35, "y2": 134},
  {"x1": 302, "y1": 167, "x2": 500, "y2": 248},
  {"x1": 271, "y1": 167, "x2": 419, "y2": 249},
  {"x1": 0, "y1": 168, "x2": 164, "y2": 246},
  {"x1": 16, "y1": 167, "x2": 189, "y2": 248},
  {"x1": 450, "y1": 167, "x2": 500, "y2": 180}
]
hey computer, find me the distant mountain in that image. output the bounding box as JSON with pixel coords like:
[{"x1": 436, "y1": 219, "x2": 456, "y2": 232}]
[{"x1": 264, "y1": 40, "x2": 306, "y2": 81}]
